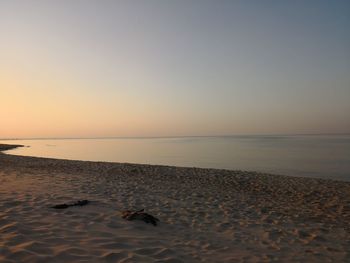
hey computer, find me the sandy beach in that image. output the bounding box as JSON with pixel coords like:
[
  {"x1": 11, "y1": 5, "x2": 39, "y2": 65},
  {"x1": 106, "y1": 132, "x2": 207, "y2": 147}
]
[{"x1": 0, "y1": 144, "x2": 349, "y2": 262}]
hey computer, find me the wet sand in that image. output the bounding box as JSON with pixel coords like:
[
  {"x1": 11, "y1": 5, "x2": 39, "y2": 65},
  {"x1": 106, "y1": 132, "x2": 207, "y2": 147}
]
[{"x1": 0, "y1": 144, "x2": 349, "y2": 262}]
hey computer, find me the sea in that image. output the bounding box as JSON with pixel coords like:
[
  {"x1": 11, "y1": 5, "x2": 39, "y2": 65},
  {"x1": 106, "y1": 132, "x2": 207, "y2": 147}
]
[{"x1": 1, "y1": 135, "x2": 350, "y2": 181}]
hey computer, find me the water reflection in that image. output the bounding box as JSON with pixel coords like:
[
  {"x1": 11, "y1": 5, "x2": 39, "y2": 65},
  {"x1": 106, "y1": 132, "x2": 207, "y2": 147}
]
[{"x1": 1, "y1": 135, "x2": 350, "y2": 181}]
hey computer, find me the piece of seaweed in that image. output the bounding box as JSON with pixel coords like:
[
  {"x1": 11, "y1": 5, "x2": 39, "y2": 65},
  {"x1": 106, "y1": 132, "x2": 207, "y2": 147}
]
[
  {"x1": 51, "y1": 200, "x2": 90, "y2": 209},
  {"x1": 121, "y1": 209, "x2": 160, "y2": 226}
]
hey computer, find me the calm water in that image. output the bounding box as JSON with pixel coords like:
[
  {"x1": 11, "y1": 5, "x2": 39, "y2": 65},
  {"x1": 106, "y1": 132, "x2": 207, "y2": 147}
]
[{"x1": 1, "y1": 135, "x2": 350, "y2": 181}]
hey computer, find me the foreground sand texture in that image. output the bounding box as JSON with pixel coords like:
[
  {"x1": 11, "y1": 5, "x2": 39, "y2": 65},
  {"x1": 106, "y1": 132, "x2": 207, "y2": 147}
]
[{"x1": 0, "y1": 144, "x2": 349, "y2": 262}]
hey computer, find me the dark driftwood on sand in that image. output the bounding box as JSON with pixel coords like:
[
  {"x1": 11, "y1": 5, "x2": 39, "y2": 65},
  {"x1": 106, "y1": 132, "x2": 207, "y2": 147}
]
[
  {"x1": 122, "y1": 209, "x2": 160, "y2": 226},
  {"x1": 51, "y1": 200, "x2": 90, "y2": 209}
]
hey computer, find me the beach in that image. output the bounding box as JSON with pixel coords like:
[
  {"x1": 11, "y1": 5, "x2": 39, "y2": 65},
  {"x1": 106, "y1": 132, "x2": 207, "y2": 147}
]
[{"x1": 0, "y1": 144, "x2": 349, "y2": 262}]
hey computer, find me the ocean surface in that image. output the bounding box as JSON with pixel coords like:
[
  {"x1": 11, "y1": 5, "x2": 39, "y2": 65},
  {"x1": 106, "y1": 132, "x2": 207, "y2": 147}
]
[{"x1": 1, "y1": 135, "x2": 350, "y2": 181}]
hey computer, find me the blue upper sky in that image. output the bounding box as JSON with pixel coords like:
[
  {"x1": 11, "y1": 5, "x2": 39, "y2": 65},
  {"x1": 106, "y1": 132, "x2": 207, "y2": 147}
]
[{"x1": 0, "y1": 0, "x2": 349, "y2": 138}]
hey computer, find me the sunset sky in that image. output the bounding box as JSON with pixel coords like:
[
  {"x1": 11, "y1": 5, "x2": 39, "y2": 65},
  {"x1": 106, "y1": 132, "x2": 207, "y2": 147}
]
[{"x1": 1, "y1": 0, "x2": 349, "y2": 138}]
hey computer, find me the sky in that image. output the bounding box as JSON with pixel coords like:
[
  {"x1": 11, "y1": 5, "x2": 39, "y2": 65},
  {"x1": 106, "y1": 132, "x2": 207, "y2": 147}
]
[{"x1": 1, "y1": 0, "x2": 349, "y2": 138}]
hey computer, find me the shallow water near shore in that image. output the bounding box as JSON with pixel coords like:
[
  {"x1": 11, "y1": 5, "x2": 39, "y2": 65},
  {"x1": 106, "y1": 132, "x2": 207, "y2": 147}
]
[{"x1": 1, "y1": 135, "x2": 350, "y2": 181}]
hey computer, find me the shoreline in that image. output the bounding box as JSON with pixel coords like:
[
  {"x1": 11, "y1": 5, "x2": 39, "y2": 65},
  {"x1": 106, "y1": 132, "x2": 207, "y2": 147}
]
[
  {"x1": 0, "y1": 143, "x2": 347, "y2": 184},
  {"x1": 1, "y1": 143, "x2": 349, "y2": 262}
]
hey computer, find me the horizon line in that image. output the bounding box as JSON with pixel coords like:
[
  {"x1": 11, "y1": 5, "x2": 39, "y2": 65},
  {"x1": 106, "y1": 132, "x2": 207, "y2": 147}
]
[{"x1": 1, "y1": 132, "x2": 350, "y2": 141}]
